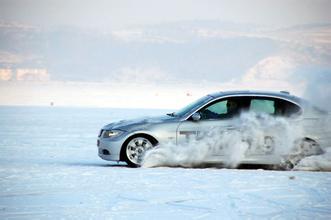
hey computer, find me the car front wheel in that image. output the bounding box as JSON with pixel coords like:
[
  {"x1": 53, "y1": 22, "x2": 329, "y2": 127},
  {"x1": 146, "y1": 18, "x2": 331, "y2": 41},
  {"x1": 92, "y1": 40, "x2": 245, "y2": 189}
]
[{"x1": 122, "y1": 136, "x2": 155, "y2": 167}]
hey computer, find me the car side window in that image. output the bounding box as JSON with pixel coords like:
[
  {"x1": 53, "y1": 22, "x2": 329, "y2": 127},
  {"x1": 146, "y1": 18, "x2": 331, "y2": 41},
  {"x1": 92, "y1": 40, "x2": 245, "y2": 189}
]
[
  {"x1": 276, "y1": 99, "x2": 302, "y2": 116},
  {"x1": 199, "y1": 98, "x2": 240, "y2": 120},
  {"x1": 250, "y1": 99, "x2": 275, "y2": 114},
  {"x1": 205, "y1": 100, "x2": 227, "y2": 115}
]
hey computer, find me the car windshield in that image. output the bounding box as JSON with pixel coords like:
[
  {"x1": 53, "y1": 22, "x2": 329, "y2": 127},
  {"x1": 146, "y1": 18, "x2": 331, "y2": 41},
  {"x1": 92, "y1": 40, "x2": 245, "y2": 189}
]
[{"x1": 174, "y1": 95, "x2": 213, "y2": 117}]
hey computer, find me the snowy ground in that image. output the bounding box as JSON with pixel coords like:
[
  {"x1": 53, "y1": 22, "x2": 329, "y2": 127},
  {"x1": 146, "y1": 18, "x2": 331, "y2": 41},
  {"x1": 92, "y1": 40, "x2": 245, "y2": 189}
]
[{"x1": 0, "y1": 106, "x2": 331, "y2": 219}]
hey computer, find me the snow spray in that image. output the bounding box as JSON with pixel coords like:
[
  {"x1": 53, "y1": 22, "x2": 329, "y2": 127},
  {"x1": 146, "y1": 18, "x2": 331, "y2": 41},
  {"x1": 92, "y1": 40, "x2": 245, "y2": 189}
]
[{"x1": 142, "y1": 112, "x2": 304, "y2": 169}]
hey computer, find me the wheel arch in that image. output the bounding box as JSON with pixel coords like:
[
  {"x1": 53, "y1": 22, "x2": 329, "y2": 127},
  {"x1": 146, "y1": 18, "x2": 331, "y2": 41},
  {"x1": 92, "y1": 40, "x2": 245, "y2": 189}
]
[
  {"x1": 297, "y1": 137, "x2": 320, "y2": 146},
  {"x1": 302, "y1": 137, "x2": 318, "y2": 143},
  {"x1": 119, "y1": 133, "x2": 159, "y2": 161}
]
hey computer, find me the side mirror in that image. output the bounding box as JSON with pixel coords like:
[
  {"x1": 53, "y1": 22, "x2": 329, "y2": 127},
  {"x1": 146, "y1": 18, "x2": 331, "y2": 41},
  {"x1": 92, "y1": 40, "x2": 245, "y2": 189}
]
[{"x1": 191, "y1": 112, "x2": 201, "y2": 121}]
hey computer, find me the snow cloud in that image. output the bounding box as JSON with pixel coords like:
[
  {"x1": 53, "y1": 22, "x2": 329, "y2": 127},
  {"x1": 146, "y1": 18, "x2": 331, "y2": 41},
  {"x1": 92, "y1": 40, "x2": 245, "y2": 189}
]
[
  {"x1": 241, "y1": 53, "x2": 331, "y2": 110},
  {"x1": 294, "y1": 148, "x2": 331, "y2": 171}
]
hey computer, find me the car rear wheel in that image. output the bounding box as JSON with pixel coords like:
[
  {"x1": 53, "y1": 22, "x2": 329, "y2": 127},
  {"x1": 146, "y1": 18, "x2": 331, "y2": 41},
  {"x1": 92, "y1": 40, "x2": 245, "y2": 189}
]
[
  {"x1": 123, "y1": 136, "x2": 155, "y2": 167},
  {"x1": 283, "y1": 138, "x2": 324, "y2": 169}
]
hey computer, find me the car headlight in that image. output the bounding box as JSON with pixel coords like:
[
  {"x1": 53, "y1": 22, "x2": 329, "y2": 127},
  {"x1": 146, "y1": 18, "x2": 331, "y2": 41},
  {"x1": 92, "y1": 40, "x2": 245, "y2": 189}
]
[{"x1": 103, "y1": 130, "x2": 124, "y2": 138}]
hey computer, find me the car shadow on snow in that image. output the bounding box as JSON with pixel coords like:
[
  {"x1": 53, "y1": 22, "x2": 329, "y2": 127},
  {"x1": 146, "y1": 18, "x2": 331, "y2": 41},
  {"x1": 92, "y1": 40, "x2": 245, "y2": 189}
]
[
  {"x1": 62, "y1": 161, "x2": 285, "y2": 170},
  {"x1": 145, "y1": 163, "x2": 282, "y2": 170},
  {"x1": 63, "y1": 161, "x2": 129, "y2": 168}
]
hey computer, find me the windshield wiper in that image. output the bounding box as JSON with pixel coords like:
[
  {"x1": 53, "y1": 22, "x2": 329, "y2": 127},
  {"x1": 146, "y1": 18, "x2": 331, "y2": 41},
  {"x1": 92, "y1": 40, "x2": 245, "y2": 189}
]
[{"x1": 166, "y1": 112, "x2": 176, "y2": 117}]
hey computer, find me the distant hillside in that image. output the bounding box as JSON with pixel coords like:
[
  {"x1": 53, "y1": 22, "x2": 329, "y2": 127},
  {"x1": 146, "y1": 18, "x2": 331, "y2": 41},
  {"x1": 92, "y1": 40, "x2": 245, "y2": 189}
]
[{"x1": 0, "y1": 21, "x2": 330, "y2": 83}]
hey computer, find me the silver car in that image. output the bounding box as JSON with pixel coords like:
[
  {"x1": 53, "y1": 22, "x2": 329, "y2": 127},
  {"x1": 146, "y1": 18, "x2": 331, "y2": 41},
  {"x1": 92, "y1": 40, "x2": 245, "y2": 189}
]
[{"x1": 97, "y1": 90, "x2": 329, "y2": 167}]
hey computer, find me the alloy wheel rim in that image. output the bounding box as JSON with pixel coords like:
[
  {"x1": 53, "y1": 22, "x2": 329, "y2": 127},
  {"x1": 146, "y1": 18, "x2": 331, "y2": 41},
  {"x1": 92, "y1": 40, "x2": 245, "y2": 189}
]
[{"x1": 126, "y1": 137, "x2": 153, "y2": 165}]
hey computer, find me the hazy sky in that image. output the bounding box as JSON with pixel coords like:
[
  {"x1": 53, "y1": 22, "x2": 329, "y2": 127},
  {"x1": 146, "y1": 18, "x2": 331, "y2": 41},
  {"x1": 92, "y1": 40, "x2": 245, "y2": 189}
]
[
  {"x1": 1, "y1": 0, "x2": 331, "y2": 108},
  {"x1": 1, "y1": 0, "x2": 331, "y2": 29}
]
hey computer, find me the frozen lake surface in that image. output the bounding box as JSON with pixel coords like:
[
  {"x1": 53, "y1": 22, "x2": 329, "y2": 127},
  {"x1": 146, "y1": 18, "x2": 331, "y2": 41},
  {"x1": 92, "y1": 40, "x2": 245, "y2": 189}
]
[{"x1": 0, "y1": 106, "x2": 331, "y2": 219}]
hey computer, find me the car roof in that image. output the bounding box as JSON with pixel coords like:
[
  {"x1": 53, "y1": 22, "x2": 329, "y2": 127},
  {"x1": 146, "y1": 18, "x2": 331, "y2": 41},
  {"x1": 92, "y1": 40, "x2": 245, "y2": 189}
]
[{"x1": 208, "y1": 90, "x2": 303, "y2": 105}]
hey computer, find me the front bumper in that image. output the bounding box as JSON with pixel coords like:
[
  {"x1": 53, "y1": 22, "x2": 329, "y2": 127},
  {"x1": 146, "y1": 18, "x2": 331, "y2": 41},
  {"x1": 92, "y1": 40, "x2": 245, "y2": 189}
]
[{"x1": 97, "y1": 137, "x2": 123, "y2": 161}]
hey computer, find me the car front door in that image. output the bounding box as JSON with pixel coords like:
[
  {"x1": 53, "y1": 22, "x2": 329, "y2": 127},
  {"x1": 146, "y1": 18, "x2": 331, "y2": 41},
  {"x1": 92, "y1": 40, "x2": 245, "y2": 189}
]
[{"x1": 176, "y1": 96, "x2": 248, "y2": 156}]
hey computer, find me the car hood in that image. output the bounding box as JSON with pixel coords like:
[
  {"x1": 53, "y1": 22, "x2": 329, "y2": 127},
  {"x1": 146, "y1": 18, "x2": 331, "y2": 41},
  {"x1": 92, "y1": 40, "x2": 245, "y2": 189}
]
[{"x1": 102, "y1": 115, "x2": 178, "y2": 131}]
